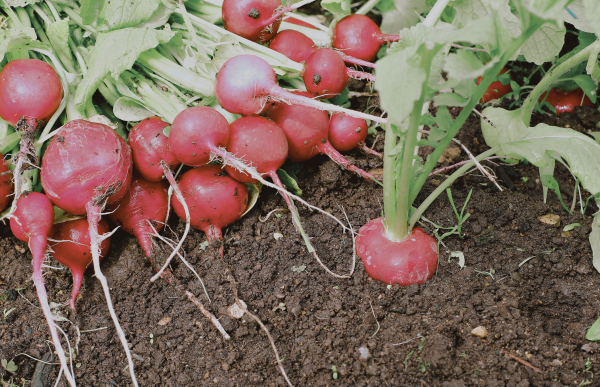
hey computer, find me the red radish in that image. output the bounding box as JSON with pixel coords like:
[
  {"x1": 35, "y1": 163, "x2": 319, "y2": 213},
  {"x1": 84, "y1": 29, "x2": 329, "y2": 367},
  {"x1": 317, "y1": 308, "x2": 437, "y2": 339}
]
[
  {"x1": 51, "y1": 218, "x2": 110, "y2": 311},
  {"x1": 40, "y1": 119, "x2": 139, "y2": 387},
  {"x1": 0, "y1": 59, "x2": 62, "y2": 220},
  {"x1": 0, "y1": 153, "x2": 12, "y2": 212},
  {"x1": 172, "y1": 165, "x2": 248, "y2": 256},
  {"x1": 270, "y1": 29, "x2": 317, "y2": 63},
  {"x1": 9, "y1": 193, "x2": 76, "y2": 387},
  {"x1": 329, "y1": 113, "x2": 381, "y2": 157},
  {"x1": 222, "y1": 0, "x2": 315, "y2": 43},
  {"x1": 333, "y1": 15, "x2": 400, "y2": 62},
  {"x1": 283, "y1": 15, "x2": 317, "y2": 29},
  {"x1": 214, "y1": 55, "x2": 386, "y2": 123},
  {"x1": 129, "y1": 117, "x2": 180, "y2": 182},
  {"x1": 108, "y1": 174, "x2": 168, "y2": 259},
  {"x1": 477, "y1": 67, "x2": 513, "y2": 103},
  {"x1": 356, "y1": 218, "x2": 438, "y2": 285},
  {"x1": 266, "y1": 91, "x2": 379, "y2": 181},
  {"x1": 538, "y1": 87, "x2": 594, "y2": 116}
]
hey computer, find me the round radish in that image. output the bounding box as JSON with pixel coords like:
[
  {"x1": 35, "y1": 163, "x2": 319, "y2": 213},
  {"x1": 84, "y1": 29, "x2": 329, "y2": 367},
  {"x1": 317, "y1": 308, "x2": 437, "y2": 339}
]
[
  {"x1": 172, "y1": 165, "x2": 248, "y2": 256},
  {"x1": 477, "y1": 67, "x2": 513, "y2": 103},
  {"x1": 51, "y1": 218, "x2": 110, "y2": 311},
  {"x1": 266, "y1": 91, "x2": 380, "y2": 181},
  {"x1": 0, "y1": 153, "x2": 12, "y2": 212},
  {"x1": 329, "y1": 113, "x2": 381, "y2": 157},
  {"x1": 108, "y1": 173, "x2": 168, "y2": 258},
  {"x1": 10, "y1": 192, "x2": 76, "y2": 386},
  {"x1": 40, "y1": 119, "x2": 138, "y2": 387},
  {"x1": 270, "y1": 29, "x2": 317, "y2": 63},
  {"x1": 356, "y1": 218, "x2": 438, "y2": 285},
  {"x1": 222, "y1": 0, "x2": 283, "y2": 43},
  {"x1": 539, "y1": 87, "x2": 594, "y2": 116},
  {"x1": 129, "y1": 117, "x2": 180, "y2": 182},
  {"x1": 214, "y1": 55, "x2": 386, "y2": 123},
  {"x1": 303, "y1": 48, "x2": 350, "y2": 98},
  {"x1": 333, "y1": 15, "x2": 399, "y2": 62}
]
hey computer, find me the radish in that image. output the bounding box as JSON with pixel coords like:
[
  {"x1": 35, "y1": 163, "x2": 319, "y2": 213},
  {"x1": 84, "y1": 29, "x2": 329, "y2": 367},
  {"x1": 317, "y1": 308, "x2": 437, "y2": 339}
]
[
  {"x1": 108, "y1": 174, "x2": 168, "y2": 259},
  {"x1": 51, "y1": 218, "x2": 110, "y2": 311},
  {"x1": 477, "y1": 67, "x2": 513, "y2": 103},
  {"x1": 333, "y1": 14, "x2": 400, "y2": 62},
  {"x1": 0, "y1": 153, "x2": 12, "y2": 212},
  {"x1": 0, "y1": 59, "x2": 62, "y2": 218},
  {"x1": 356, "y1": 218, "x2": 437, "y2": 285},
  {"x1": 539, "y1": 87, "x2": 594, "y2": 116},
  {"x1": 40, "y1": 119, "x2": 139, "y2": 386},
  {"x1": 222, "y1": 0, "x2": 315, "y2": 43},
  {"x1": 328, "y1": 113, "x2": 381, "y2": 157},
  {"x1": 215, "y1": 55, "x2": 386, "y2": 123},
  {"x1": 266, "y1": 91, "x2": 380, "y2": 182},
  {"x1": 9, "y1": 192, "x2": 76, "y2": 387},
  {"x1": 172, "y1": 165, "x2": 248, "y2": 257}
]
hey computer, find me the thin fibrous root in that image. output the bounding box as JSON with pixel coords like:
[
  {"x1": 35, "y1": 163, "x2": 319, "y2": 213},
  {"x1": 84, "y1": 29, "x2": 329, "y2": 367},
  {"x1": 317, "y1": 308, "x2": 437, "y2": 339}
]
[
  {"x1": 86, "y1": 202, "x2": 139, "y2": 387},
  {"x1": 346, "y1": 68, "x2": 376, "y2": 83},
  {"x1": 358, "y1": 142, "x2": 382, "y2": 158},
  {"x1": 185, "y1": 291, "x2": 230, "y2": 340},
  {"x1": 151, "y1": 162, "x2": 191, "y2": 282}
]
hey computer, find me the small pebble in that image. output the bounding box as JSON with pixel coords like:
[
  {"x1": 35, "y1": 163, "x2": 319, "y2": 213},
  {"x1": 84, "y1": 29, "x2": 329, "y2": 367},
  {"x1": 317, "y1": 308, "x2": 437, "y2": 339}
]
[
  {"x1": 538, "y1": 214, "x2": 561, "y2": 227},
  {"x1": 471, "y1": 326, "x2": 488, "y2": 338},
  {"x1": 551, "y1": 359, "x2": 563, "y2": 366},
  {"x1": 358, "y1": 346, "x2": 370, "y2": 360}
]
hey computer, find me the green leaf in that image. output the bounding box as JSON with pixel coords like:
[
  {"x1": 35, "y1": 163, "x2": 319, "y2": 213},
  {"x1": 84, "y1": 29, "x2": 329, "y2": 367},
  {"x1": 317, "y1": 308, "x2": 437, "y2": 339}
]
[
  {"x1": 519, "y1": 22, "x2": 566, "y2": 65},
  {"x1": 572, "y1": 74, "x2": 597, "y2": 103},
  {"x1": 582, "y1": 0, "x2": 600, "y2": 37},
  {"x1": 53, "y1": 207, "x2": 83, "y2": 224},
  {"x1": 379, "y1": 0, "x2": 430, "y2": 34},
  {"x1": 242, "y1": 183, "x2": 262, "y2": 217},
  {"x1": 540, "y1": 174, "x2": 572, "y2": 214},
  {"x1": 47, "y1": 20, "x2": 73, "y2": 70},
  {"x1": 453, "y1": 0, "x2": 520, "y2": 38},
  {"x1": 563, "y1": 223, "x2": 581, "y2": 232},
  {"x1": 480, "y1": 107, "x2": 527, "y2": 153},
  {"x1": 211, "y1": 34, "x2": 246, "y2": 71},
  {"x1": 433, "y1": 92, "x2": 468, "y2": 107},
  {"x1": 0, "y1": 27, "x2": 36, "y2": 62},
  {"x1": 321, "y1": 0, "x2": 351, "y2": 17},
  {"x1": 500, "y1": 124, "x2": 600, "y2": 196},
  {"x1": 277, "y1": 169, "x2": 302, "y2": 196},
  {"x1": 74, "y1": 28, "x2": 175, "y2": 113},
  {"x1": 586, "y1": 43, "x2": 600, "y2": 87},
  {"x1": 452, "y1": 0, "x2": 489, "y2": 28},
  {"x1": 80, "y1": 0, "x2": 164, "y2": 32},
  {"x1": 586, "y1": 315, "x2": 600, "y2": 341},
  {"x1": 113, "y1": 97, "x2": 156, "y2": 121},
  {"x1": 2, "y1": 0, "x2": 40, "y2": 6},
  {"x1": 591, "y1": 215, "x2": 600, "y2": 275},
  {"x1": 375, "y1": 45, "x2": 426, "y2": 124},
  {"x1": 444, "y1": 49, "x2": 498, "y2": 81}
]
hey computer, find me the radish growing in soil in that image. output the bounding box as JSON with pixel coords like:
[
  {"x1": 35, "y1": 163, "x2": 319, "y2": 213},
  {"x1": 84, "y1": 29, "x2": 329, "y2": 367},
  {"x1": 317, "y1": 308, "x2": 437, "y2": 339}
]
[
  {"x1": 40, "y1": 119, "x2": 139, "y2": 386},
  {"x1": 9, "y1": 192, "x2": 76, "y2": 387},
  {"x1": 172, "y1": 165, "x2": 248, "y2": 257},
  {"x1": 214, "y1": 55, "x2": 386, "y2": 123},
  {"x1": 333, "y1": 14, "x2": 400, "y2": 62},
  {"x1": 222, "y1": 0, "x2": 316, "y2": 43},
  {"x1": 539, "y1": 87, "x2": 594, "y2": 115},
  {"x1": 477, "y1": 67, "x2": 513, "y2": 103},
  {"x1": 266, "y1": 91, "x2": 380, "y2": 182},
  {"x1": 51, "y1": 218, "x2": 111, "y2": 311},
  {"x1": 0, "y1": 59, "x2": 62, "y2": 218},
  {"x1": 0, "y1": 154, "x2": 12, "y2": 212},
  {"x1": 328, "y1": 113, "x2": 381, "y2": 157}
]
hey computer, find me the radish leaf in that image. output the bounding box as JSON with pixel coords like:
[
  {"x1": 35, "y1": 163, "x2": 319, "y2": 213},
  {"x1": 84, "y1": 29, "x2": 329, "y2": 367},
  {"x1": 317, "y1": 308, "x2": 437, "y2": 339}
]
[{"x1": 80, "y1": 0, "x2": 165, "y2": 32}]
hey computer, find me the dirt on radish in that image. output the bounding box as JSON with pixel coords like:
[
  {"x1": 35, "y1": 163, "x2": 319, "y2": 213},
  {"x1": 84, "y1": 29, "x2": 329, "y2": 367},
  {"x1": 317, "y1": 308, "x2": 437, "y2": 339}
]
[{"x1": 0, "y1": 105, "x2": 599, "y2": 386}]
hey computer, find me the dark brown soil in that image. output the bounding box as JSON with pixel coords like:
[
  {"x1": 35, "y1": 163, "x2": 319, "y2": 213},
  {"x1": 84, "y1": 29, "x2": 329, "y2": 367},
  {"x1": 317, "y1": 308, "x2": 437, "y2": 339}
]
[{"x1": 1, "y1": 105, "x2": 600, "y2": 386}]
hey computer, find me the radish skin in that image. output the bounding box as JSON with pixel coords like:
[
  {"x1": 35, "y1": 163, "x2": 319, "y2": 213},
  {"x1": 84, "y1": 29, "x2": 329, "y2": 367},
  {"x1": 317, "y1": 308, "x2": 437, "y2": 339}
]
[
  {"x1": 10, "y1": 193, "x2": 76, "y2": 387},
  {"x1": 329, "y1": 113, "x2": 381, "y2": 157},
  {"x1": 333, "y1": 15, "x2": 400, "y2": 62},
  {"x1": 215, "y1": 55, "x2": 387, "y2": 123},
  {"x1": 41, "y1": 119, "x2": 138, "y2": 387},
  {"x1": 0, "y1": 153, "x2": 12, "y2": 212},
  {"x1": 51, "y1": 219, "x2": 110, "y2": 311}
]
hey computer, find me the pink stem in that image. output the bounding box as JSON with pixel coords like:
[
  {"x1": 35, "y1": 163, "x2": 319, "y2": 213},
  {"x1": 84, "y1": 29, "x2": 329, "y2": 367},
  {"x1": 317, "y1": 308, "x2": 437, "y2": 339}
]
[
  {"x1": 86, "y1": 202, "x2": 139, "y2": 387},
  {"x1": 205, "y1": 225, "x2": 224, "y2": 257},
  {"x1": 69, "y1": 272, "x2": 84, "y2": 311},
  {"x1": 346, "y1": 68, "x2": 376, "y2": 82},
  {"x1": 30, "y1": 235, "x2": 77, "y2": 387},
  {"x1": 269, "y1": 87, "x2": 387, "y2": 123},
  {"x1": 358, "y1": 142, "x2": 382, "y2": 158},
  {"x1": 261, "y1": 0, "x2": 318, "y2": 27},
  {"x1": 320, "y1": 142, "x2": 381, "y2": 182},
  {"x1": 375, "y1": 33, "x2": 400, "y2": 42},
  {"x1": 340, "y1": 53, "x2": 376, "y2": 69},
  {"x1": 268, "y1": 171, "x2": 301, "y2": 230}
]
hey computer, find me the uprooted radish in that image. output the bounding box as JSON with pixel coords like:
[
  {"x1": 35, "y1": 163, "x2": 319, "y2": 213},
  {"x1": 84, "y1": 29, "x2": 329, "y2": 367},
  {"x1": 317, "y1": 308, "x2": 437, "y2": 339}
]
[
  {"x1": 10, "y1": 192, "x2": 76, "y2": 387},
  {"x1": 40, "y1": 119, "x2": 139, "y2": 386},
  {"x1": 51, "y1": 218, "x2": 110, "y2": 311},
  {"x1": 266, "y1": 91, "x2": 380, "y2": 182},
  {"x1": 333, "y1": 14, "x2": 400, "y2": 62},
  {"x1": 173, "y1": 165, "x2": 248, "y2": 257},
  {"x1": 329, "y1": 113, "x2": 381, "y2": 157},
  {"x1": 0, "y1": 59, "x2": 62, "y2": 217},
  {"x1": 222, "y1": 0, "x2": 315, "y2": 43},
  {"x1": 215, "y1": 55, "x2": 386, "y2": 123},
  {"x1": 0, "y1": 154, "x2": 12, "y2": 212}
]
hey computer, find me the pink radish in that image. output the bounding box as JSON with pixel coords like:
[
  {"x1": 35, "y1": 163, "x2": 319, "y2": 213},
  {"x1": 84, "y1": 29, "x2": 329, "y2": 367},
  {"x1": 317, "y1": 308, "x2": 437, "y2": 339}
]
[
  {"x1": 108, "y1": 174, "x2": 168, "y2": 259},
  {"x1": 129, "y1": 117, "x2": 180, "y2": 182},
  {"x1": 172, "y1": 165, "x2": 248, "y2": 257},
  {"x1": 10, "y1": 192, "x2": 76, "y2": 387},
  {"x1": 266, "y1": 91, "x2": 380, "y2": 181},
  {"x1": 333, "y1": 14, "x2": 400, "y2": 62},
  {"x1": 40, "y1": 119, "x2": 139, "y2": 386},
  {"x1": 0, "y1": 59, "x2": 62, "y2": 219},
  {"x1": 51, "y1": 218, "x2": 110, "y2": 311},
  {"x1": 329, "y1": 113, "x2": 381, "y2": 157},
  {"x1": 0, "y1": 153, "x2": 12, "y2": 212},
  {"x1": 222, "y1": 0, "x2": 315, "y2": 43},
  {"x1": 214, "y1": 55, "x2": 386, "y2": 123},
  {"x1": 356, "y1": 218, "x2": 437, "y2": 285}
]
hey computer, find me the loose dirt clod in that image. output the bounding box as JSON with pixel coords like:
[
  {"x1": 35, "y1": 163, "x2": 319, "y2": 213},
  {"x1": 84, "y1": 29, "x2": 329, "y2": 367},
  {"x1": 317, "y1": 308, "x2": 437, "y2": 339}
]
[
  {"x1": 471, "y1": 326, "x2": 488, "y2": 338},
  {"x1": 538, "y1": 213, "x2": 561, "y2": 227}
]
